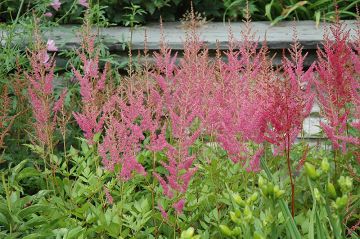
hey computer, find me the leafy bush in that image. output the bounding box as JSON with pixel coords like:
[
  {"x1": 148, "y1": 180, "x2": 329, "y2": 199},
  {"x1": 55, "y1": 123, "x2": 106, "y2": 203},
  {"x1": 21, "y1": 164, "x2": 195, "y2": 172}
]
[{"x1": 0, "y1": 0, "x2": 359, "y2": 26}]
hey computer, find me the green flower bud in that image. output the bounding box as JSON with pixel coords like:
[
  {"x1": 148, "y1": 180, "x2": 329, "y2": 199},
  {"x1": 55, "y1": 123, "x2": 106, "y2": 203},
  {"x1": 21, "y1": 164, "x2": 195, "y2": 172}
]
[
  {"x1": 314, "y1": 188, "x2": 321, "y2": 202},
  {"x1": 327, "y1": 182, "x2": 337, "y2": 199},
  {"x1": 235, "y1": 208, "x2": 241, "y2": 218},
  {"x1": 253, "y1": 231, "x2": 265, "y2": 239},
  {"x1": 250, "y1": 192, "x2": 259, "y2": 202},
  {"x1": 321, "y1": 158, "x2": 330, "y2": 173},
  {"x1": 230, "y1": 211, "x2": 241, "y2": 224},
  {"x1": 233, "y1": 227, "x2": 242, "y2": 236},
  {"x1": 244, "y1": 205, "x2": 253, "y2": 222},
  {"x1": 180, "y1": 227, "x2": 194, "y2": 239},
  {"x1": 335, "y1": 195, "x2": 348, "y2": 209},
  {"x1": 219, "y1": 225, "x2": 233, "y2": 236},
  {"x1": 337, "y1": 176, "x2": 353, "y2": 194},
  {"x1": 258, "y1": 176, "x2": 266, "y2": 188},
  {"x1": 305, "y1": 162, "x2": 318, "y2": 179},
  {"x1": 233, "y1": 193, "x2": 246, "y2": 207},
  {"x1": 267, "y1": 182, "x2": 274, "y2": 194},
  {"x1": 273, "y1": 185, "x2": 285, "y2": 198}
]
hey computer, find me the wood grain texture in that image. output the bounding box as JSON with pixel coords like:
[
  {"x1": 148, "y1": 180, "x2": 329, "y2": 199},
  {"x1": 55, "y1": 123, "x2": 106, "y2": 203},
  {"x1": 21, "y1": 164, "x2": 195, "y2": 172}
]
[{"x1": 2, "y1": 20, "x2": 357, "y2": 51}]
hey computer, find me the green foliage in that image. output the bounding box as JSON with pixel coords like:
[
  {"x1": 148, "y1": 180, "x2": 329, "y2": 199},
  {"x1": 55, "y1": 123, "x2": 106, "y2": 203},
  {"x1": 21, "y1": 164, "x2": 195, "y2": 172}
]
[
  {"x1": 0, "y1": 2, "x2": 359, "y2": 238},
  {"x1": 1, "y1": 0, "x2": 359, "y2": 26},
  {"x1": 0, "y1": 134, "x2": 359, "y2": 238}
]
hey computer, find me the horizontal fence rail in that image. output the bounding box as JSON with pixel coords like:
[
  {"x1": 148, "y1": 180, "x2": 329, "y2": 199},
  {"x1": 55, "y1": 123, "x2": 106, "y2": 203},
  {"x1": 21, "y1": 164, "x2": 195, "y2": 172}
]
[{"x1": 1, "y1": 21, "x2": 358, "y2": 50}]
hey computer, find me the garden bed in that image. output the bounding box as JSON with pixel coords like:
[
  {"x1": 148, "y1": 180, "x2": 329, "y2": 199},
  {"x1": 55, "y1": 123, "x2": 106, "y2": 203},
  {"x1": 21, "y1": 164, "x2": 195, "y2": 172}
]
[{"x1": 0, "y1": 11, "x2": 359, "y2": 238}]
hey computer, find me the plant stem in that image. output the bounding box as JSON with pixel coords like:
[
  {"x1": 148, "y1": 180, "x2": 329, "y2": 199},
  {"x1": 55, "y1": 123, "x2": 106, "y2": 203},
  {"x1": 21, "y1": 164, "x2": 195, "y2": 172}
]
[
  {"x1": 174, "y1": 214, "x2": 178, "y2": 238},
  {"x1": 286, "y1": 133, "x2": 295, "y2": 217},
  {"x1": 14, "y1": 0, "x2": 25, "y2": 24},
  {"x1": 56, "y1": 0, "x2": 78, "y2": 24},
  {"x1": 151, "y1": 151, "x2": 158, "y2": 237}
]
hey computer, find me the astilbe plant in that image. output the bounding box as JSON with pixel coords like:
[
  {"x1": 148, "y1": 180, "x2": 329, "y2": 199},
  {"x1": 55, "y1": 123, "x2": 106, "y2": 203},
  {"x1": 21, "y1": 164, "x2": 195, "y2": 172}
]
[
  {"x1": 204, "y1": 19, "x2": 269, "y2": 168},
  {"x1": 208, "y1": 18, "x2": 315, "y2": 216},
  {"x1": 258, "y1": 34, "x2": 315, "y2": 216},
  {"x1": 150, "y1": 24, "x2": 211, "y2": 215},
  {"x1": 98, "y1": 85, "x2": 150, "y2": 180},
  {"x1": 72, "y1": 22, "x2": 110, "y2": 144},
  {"x1": 316, "y1": 19, "x2": 360, "y2": 154},
  {"x1": 24, "y1": 27, "x2": 66, "y2": 155}
]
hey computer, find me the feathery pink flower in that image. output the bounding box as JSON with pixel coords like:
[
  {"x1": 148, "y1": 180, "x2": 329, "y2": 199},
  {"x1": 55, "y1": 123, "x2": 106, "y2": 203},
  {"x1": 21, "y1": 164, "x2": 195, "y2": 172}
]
[
  {"x1": 25, "y1": 30, "x2": 67, "y2": 149},
  {"x1": 158, "y1": 204, "x2": 169, "y2": 219},
  {"x1": 44, "y1": 12, "x2": 53, "y2": 17},
  {"x1": 50, "y1": 0, "x2": 61, "y2": 11},
  {"x1": 78, "y1": 0, "x2": 89, "y2": 8},
  {"x1": 173, "y1": 199, "x2": 185, "y2": 215},
  {"x1": 72, "y1": 26, "x2": 109, "y2": 143},
  {"x1": 316, "y1": 20, "x2": 359, "y2": 152},
  {"x1": 246, "y1": 147, "x2": 264, "y2": 172},
  {"x1": 104, "y1": 187, "x2": 113, "y2": 205},
  {"x1": 98, "y1": 89, "x2": 153, "y2": 180},
  {"x1": 53, "y1": 89, "x2": 67, "y2": 113},
  {"x1": 46, "y1": 39, "x2": 58, "y2": 52}
]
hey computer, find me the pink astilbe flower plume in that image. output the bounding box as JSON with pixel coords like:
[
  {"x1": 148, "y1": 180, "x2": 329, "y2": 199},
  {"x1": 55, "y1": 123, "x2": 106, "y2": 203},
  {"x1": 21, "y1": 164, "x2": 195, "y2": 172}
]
[
  {"x1": 203, "y1": 18, "x2": 268, "y2": 164},
  {"x1": 246, "y1": 147, "x2": 264, "y2": 172},
  {"x1": 72, "y1": 21, "x2": 110, "y2": 143},
  {"x1": 262, "y1": 37, "x2": 315, "y2": 154},
  {"x1": 150, "y1": 21, "x2": 208, "y2": 214},
  {"x1": 98, "y1": 85, "x2": 153, "y2": 180},
  {"x1": 158, "y1": 203, "x2": 169, "y2": 219},
  {"x1": 104, "y1": 187, "x2": 113, "y2": 205},
  {"x1": 25, "y1": 26, "x2": 67, "y2": 151},
  {"x1": 50, "y1": 0, "x2": 61, "y2": 11},
  {"x1": 173, "y1": 199, "x2": 185, "y2": 215},
  {"x1": 316, "y1": 19, "x2": 360, "y2": 152}
]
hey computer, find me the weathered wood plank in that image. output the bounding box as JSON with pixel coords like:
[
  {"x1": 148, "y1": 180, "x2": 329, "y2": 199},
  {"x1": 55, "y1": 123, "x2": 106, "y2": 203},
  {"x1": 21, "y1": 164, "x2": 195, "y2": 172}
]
[
  {"x1": 2, "y1": 20, "x2": 358, "y2": 51},
  {"x1": 51, "y1": 21, "x2": 358, "y2": 50}
]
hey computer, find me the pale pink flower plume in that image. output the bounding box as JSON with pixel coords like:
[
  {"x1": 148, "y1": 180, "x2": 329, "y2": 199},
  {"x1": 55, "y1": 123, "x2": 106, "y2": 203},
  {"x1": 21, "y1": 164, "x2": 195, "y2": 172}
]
[
  {"x1": 78, "y1": 0, "x2": 89, "y2": 8},
  {"x1": 53, "y1": 89, "x2": 67, "y2": 113},
  {"x1": 50, "y1": 0, "x2": 61, "y2": 11},
  {"x1": 44, "y1": 12, "x2": 53, "y2": 17},
  {"x1": 104, "y1": 187, "x2": 113, "y2": 205},
  {"x1": 246, "y1": 147, "x2": 264, "y2": 172},
  {"x1": 42, "y1": 51, "x2": 50, "y2": 64},
  {"x1": 47, "y1": 39, "x2": 58, "y2": 52}
]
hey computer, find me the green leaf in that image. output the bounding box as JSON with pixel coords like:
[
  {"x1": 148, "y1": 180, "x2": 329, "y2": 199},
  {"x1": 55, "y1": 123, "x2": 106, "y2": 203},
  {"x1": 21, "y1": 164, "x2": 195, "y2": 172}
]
[
  {"x1": 17, "y1": 167, "x2": 40, "y2": 181},
  {"x1": 314, "y1": 11, "x2": 321, "y2": 28},
  {"x1": 0, "y1": 212, "x2": 8, "y2": 226},
  {"x1": 260, "y1": 157, "x2": 302, "y2": 239},
  {"x1": 13, "y1": 159, "x2": 28, "y2": 174},
  {"x1": 66, "y1": 226, "x2": 84, "y2": 239},
  {"x1": 265, "y1": 0, "x2": 275, "y2": 21},
  {"x1": 18, "y1": 204, "x2": 49, "y2": 219},
  {"x1": 271, "y1": 1, "x2": 308, "y2": 26}
]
